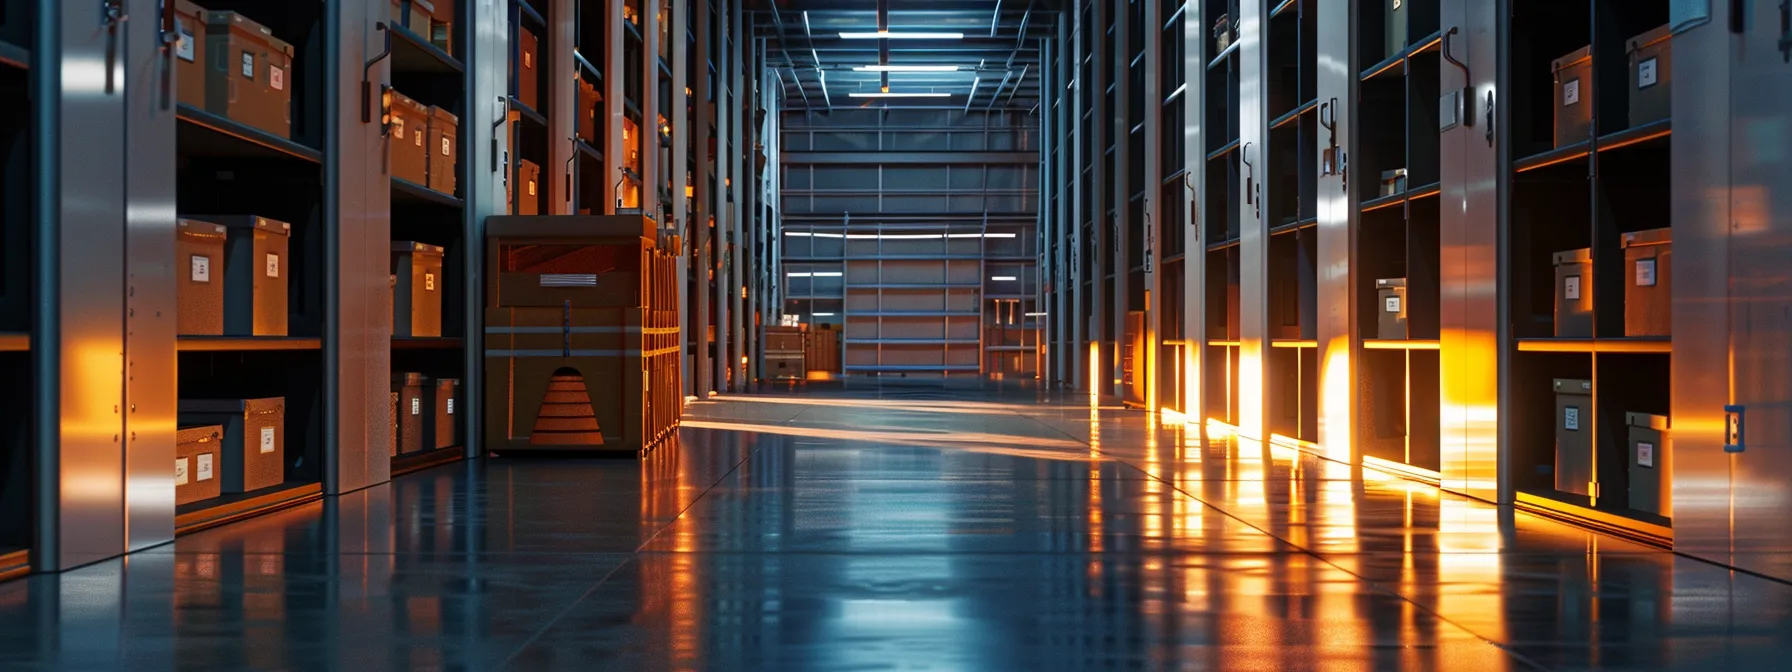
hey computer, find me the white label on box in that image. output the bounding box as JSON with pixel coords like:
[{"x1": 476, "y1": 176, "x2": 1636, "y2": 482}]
[
  {"x1": 1391, "y1": 0, "x2": 1401, "y2": 8},
  {"x1": 1638, "y1": 57, "x2": 1658, "y2": 89},
  {"x1": 242, "y1": 52, "x2": 255, "y2": 79},
  {"x1": 259, "y1": 426, "x2": 275, "y2": 454},
  {"x1": 1638, "y1": 441, "x2": 1655, "y2": 467},
  {"x1": 1564, "y1": 406, "x2": 1581, "y2": 431},
  {"x1": 266, "y1": 253, "x2": 280, "y2": 278},
  {"x1": 415, "y1": 130, "x2": 424, "y2": 147},
  {"x1": 1564, "y1": 274, "x2": 1581, "y2": 300},
  {"x1": 425, "y1": 273, "x2": 436, "y2": 291},
  {"x1": 528, "y1": 179, "x2": 537, "y2": 197},
  {"x1": 177, "y1": 21, "x2": 196, "y2": 62},
  {"x1": 442, "y1": 137, "x2": 452, "y2": 156},
  {"x1": 411, "y1": 397, "x2": 421, "y2": 415},
  {"x1": 198, "y1": 453, "x2": 214, "y2": 480},
  {"x1": 1636, "y1": 258, "x2": 1657, "y2": 287},
  {"x1": 1385, "y1": 296, "x2": 1401, "y2": 313},
  {"x1": 175, "y1": 457, "x2": 189, "y2": 486},
  {"x1": 270, "y1": 66, "x2": 285, "y2": 91},
  {"x1": 1563, "y1": 78, "x2": 1580, "y2": 106},
  {"x1": 190, "y1": 255, "x2": 211, "y2": 283},
  {"x1": 447, "y1": 398, "x2": 454, "y2": 414},
  {"x1": 393, "y1": 118, "x2": 406, "y2": 140}
]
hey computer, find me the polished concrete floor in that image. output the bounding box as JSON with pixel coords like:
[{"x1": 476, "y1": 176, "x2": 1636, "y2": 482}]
[{"x1": 1, "y1": 381, "x2": 1789, "y2": 670}]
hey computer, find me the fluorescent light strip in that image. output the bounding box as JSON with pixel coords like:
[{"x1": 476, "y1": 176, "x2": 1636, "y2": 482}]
[
  {"x1": 1025, "y1": 312, "x2": 1048, "y2": 317},
  {"x1": 786, "y1": 272, "x2": 845, "y2": 278},
  {"x1": 812, "y1": 312, "x2": 837, "y2": 317},
  {"x1": 847, "y1": 92, "x2": 952, "y2": 98},
  {"x1": 991, "y1": 276, "x2": 1018, "y2": 281},
  {"x1": 853, "y1": 65, "x2": 961, "y2": 72},
  {"x1": 839, "y1": 31, "x2": 965, "y2": 39},
  {"x1": 946, "y1": 233, "x2": 1017, "y2": 238}
]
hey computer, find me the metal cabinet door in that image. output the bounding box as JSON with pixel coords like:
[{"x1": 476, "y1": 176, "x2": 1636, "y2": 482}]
[{"x1": 1725, "y1": 0, "x2": 1792, "y2": 581}]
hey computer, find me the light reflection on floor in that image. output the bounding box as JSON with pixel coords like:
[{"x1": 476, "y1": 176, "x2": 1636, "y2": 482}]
[{"x1": 0, "y1": 383, "x2": 1787, "y2": 670}]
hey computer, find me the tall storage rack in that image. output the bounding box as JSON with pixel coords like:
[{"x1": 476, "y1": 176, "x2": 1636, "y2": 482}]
[
  {"x1": 173, "y1": 1, "x2": 333, "y2": 528},
  {"x1": 1506, "y1": 0, "x2": 1672, "y2": 531},
  {"x1": 0, "y1": 0, "x2": 33, "y2": 577},
  {"x1": 1202, "y1": 0, "x2": 1242, "y2": 426},
  {"x1": 1263, "y1": 0, "x2": 1319, "y2": 444},
  {"x1": 389, "y1": 0, "x2": 470, "y2": 475},
  {"x1": 572, "y1": 0, "x2": 608, "y2": 214},
  {"x1": 1157, "y1": 0, "x2": 1190, "y2": 414},
  {"x1": 510, "y1": 0, "x2": 550, "y2": 216},
  {"x1": 1352, "y1": 0, "x2": 1442, "y2": 476}
]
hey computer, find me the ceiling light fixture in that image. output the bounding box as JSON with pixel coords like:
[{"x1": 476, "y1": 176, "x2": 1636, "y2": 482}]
[
  {"x1": 848, "y1": 92, "x2": 952, "y2": 98},
  {"x1": 839, "y1": 31, "x2": 965, "y2": 39},
  {"x1": 852, "y1": 65, "x2": 962, "y2": 72}
]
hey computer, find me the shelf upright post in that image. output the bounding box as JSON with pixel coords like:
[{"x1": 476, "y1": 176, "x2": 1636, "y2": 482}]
[
  {"x1": 1438, "y1": 0, "x2": 1500, "y2": 500},
  {"x1": 604, "y1": 0, "x2": 625, "y2": 211},
  {"x1": 1237, "y1": 0, "x2": 1269, "y2": 440},
  {"x1": 670, "y1": 0, "x2": 690, "y2": 396},
  {"x1": 326, "y1": 0, "x2": 395, "y2": 493},
  {"x1": 640, "y1": 0, "x2": 659, "y2": 221},
  {"x1": 464, "y1": 0, "x2": 515, "y2": 460},
  {"x1": 728, "y1": 1, "x2": 746, "y2": 390},
  {"x1": 691, "y1": 0, "x2": 713, "y2": 398},
  {"x1": 546, "y1": 0, "x2": 572, "y2": 213},
  {"x1": 1315, "y1": 0, "x2": 1354, "y2": 461},
  {"x1": 1144, "y1": 0, "x2": 1163, "y2": 413},
  {"x1": 1183, "y1": 0, "x2": 1206, "y2": 424},
  {"x1": 1069, "y1": 8, "x2": 1087, "y2": 393},
  {"x1": 1090, "y1": 0, "x2": 1109, "y2": 396},
  {"x1": 1112, "y1": 0, "x2": 1132, "y2": 402}
]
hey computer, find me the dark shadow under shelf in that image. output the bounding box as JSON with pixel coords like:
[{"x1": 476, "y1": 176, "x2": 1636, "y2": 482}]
[
  {"x1": 389, "y1": 24, "x2": 462, "y2": 76},
  {"x1": 393, "y1": 178, "x2": 464, "y2": 209},
  {"x1": 177, "y1": 105, "x2": 323, "y2": 164}
]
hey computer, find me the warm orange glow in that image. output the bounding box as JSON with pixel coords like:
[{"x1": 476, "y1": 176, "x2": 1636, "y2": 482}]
[
  {"x1": 1087, "y1": 342, "x2": 1100, "y2": 405},
  {"x1": 1238, "y1": 340, "x2": 1263, "y2": 440}
]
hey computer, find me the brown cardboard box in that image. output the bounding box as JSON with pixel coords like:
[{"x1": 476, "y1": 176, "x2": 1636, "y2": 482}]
[
  {"x1": 173, "y1": 0, "x2": 209, "y2": 108},
  {"x1": 392, "y1": 241, "x2": 445, "y2": 338},
  {"x1": 430, "y1": 0, "x2": 454, "y2": 54},
  {"x1": 517, "y1": 159, "x2": 541, "y2": 215},
  {"x1": 180, "y1": 398, "x2": 285, "y2": 494},
  {"x1": 1552, "y1": 45, "x2": 1592, "y2": 148},
  {"x1": 205, "y1": 11, "x2": 294, "y2": 138},
  {"x1": 175, "y1": 425, "x2": 225, "y2": 506},
  {"x1": 428, "y1": 106, "x2": 459, "y2": 195},
  {"x1": 176, "y1": 219, "x2": 227, "y2": 335},
  {"x1": 578, "y1": 78, "x2": 600, "y2": 143},
  {"x1": 395, "y1": 374, "x2": 427, "y2": 454},
  {"x1": 1622, "y1": 228, "x2": 1672, "y2": 337},
  {"x1": 390, "y1": 90, "x2": 430, "y2": 186},
  {"x1": 407, "y1": 0, "x2": 434, "y2": 35},
  {"x1": 517, "y1": 26, "x2": 539, "y2": 109},
  {"x1": 1627, "y1": 24, "x2": 1671, "y2": 129},
  {"x1": 433, "y1": 378, "x2": 460, "y2": 449}
]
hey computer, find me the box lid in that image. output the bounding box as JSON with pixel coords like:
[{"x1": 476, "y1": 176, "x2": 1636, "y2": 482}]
[
  {"x1": 181, "y1": 397, "x2": 286, "y2": 413},
  {"x1": 1628, "y1": 24, "x2": 1672, "y2": 52},
  {"x1": 1552, "y1": 45, "x2": 1592, "y2": 71},
  {"x1": 1621, "y1": 227, "x2": 1672, "y2": 248},
  {"x1": 1376, "y1": 277, "x2": 1407, "y2": 288},
  {"x1": 395, "y1": 372, "x2": 427, "y2": 386},
  {"x1": 1626, "y1": 412, "x2": 1670, "y2": 430},
  {"x1": 429, "y1": 105, "x2": 460, "y2": 125},
  {"x1": 436, "y1": 378, "x2": 461, "y2": 389},
  {"x1": 196, "y1": 215, "x2": 292, "y2": 237},
  {"x1": 1552, "y1": 378, "x2": 1593, "y2": 393},
  {"x1": 1381, "y1": 168, "x2": 1408, "y2": 180},
  {"x1": 177, "y1": 219, "x2": 227, "y2": 237},
  {"x1": 206, "y1": 12, "x2": 295, "y2": 55},
  {"x1": 393, "y1": 241, "x2": 446, "y2": 256},
  {"x1": 1552, "y1": 248, "x2": 1592, "y2": 265},
  {"x1": 176, "y1": 425, "x2": 224, "y2": 442}
]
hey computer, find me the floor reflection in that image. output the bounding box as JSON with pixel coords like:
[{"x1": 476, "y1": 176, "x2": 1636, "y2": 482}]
[{"x1": 0, "y1": 385, "x2": 1788, "y2": 669}]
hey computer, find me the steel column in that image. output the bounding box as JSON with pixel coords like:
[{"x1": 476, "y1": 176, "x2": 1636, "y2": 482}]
[
  {"x1": 1314, "y1": 0, "x2": 1353, "y2": 462},
  {"x1": 462, "y1": 0, "x2": 510, "y2": 459},
  {"x1": 1183, "y1": 0, "x2": 1205, "y2": 423},
  {"x1": 1237, "y1": 0, "x2": 1268, "y2": 439}
]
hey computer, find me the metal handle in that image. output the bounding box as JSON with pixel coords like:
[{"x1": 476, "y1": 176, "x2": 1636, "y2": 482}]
[
  {"x1": 1441, "y1": 27, "x2": 1475, "y2": 127},
  {"x1": 1241, "y1": 142, "x2": 1254, "y2": 205},
  {"x1": 1779, "y1": 0, "x2": 1791, "y2": 61},
  {"x1": 362, "y1": 23, "x2": 392, "y2": 125},
  {"x1": 1485, "y1": 91, "x2": 1496, "y2": 147},
  {"x1": 103, "y1": 0, "x2": 127, "y2": 95},
  {"x1": 1725, "y1": 404, "x2": 1747, "y2": 452},
  {"x1": 1733, "y1": 0, "x2": 1749, "y2": 33},
  {"x1": 159, "y1": 0, "x2": 179, "y2": 109}
]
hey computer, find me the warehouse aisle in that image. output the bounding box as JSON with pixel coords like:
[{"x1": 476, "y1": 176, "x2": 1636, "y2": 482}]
[{"x1": 0, "y1": 383, "x2": 1788, "y2": 670}]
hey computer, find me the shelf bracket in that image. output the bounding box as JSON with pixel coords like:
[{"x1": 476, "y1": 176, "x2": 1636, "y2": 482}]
[
  {"x1": 1441, "y1": 27, "x2": 1475, "y2": 129},
  {"x1": 362, "y1": 22, "x2": 391, "y2": 126}
]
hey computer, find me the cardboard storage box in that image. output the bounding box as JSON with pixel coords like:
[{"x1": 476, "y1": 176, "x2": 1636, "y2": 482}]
[
  {"x1": 1379, "y1": 168, "x2": 1407, "y2": 197},
  {"x1": 388, "y1": 0, "x2": 431, "y2": 35},
  {"x1": 1552, "y1": 45, "x2": 1593, "y2": 147},
  {"x1": 1627, "y1": 412, "x2": 1668, "y2": 515},
  {"x1": 429, "y1": 0, "x2": 454, "y2": 54},
  {"x1": 1552, "y1": 248, "x2": 1592, "y2": 338},
  {"x1": 1553, "y1": 378, "x2": 1593, "y2": 497},
  {"x1": 1621, "y1": 228, "x2": 1671, "y2": 337},
  {"x1": 390, "y1": 90, "x2": 430, "y2": 186},
  {"x1": 180, "y1": 398, "x2": 285, "y2": 494},
  {"x1": 395, "y1": 373, "x2": 427, "y2": 454},
  {"x1": 206, "y1": 11, "x2": 294, "y2": 138},
  {"x1": 515, "y1": 159, "x2": 541, "y2": 215},
  {"x1": 1376, "y1": 278, "x2": 1407, "y2": 339},
  {"x1": 175, "y1": 425, "x2": 224, "y2": 506},
  {"x1": 1213, "y1": 14, "x2": 1232, "y2": 52},
  {"x1": 390, "y1": 390, "x2": 400, "y2": 456},
  {"x1": 517, "y1": 26, "x2": 540, "y2": 109},
  {"x1": 427, "y1": 106, "x2": 459, "y2": 195},
  {"x1": 433, "y1": 378, "x2": 460, "y2": 450},
  {"x1": 392, "y1": 241, "x2": 445, "y2": 338},
  {"x1": 1385, "y1": 0, "x2": 1407, "y2": 59},
  {"x1": 1627, "y1": 24, "x2": 1671, "y2": 130},
  {"x1": 578, "y1": 78, "x2": 601, "y2": 143},
  {"x1": 176, "y1": 219, "x2": 228, "y2": 335},
  {"x1": 199, "y1": 216, "x2": 290, "y2": 336},
  {"x1": 174, "y1": 0, "x2": 210, "y2": 108}
]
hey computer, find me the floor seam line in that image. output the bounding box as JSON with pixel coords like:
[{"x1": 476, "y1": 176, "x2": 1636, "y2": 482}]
[{"x1": 494, "y1": 441, "x2": 763, "y2": 670}]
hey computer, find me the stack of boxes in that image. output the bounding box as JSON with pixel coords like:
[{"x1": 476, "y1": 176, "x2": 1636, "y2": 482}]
[
  {"x1": 392, "y1": 373, "x2": 462, "y2": 455},
  {"x1": 390, "y1": 0, "x2": 453, "y2": 53}
]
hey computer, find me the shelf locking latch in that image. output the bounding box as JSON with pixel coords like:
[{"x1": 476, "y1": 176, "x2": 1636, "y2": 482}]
[{"x1": 1441, "y1": 27, "x2": 1475, "y2": 130}]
